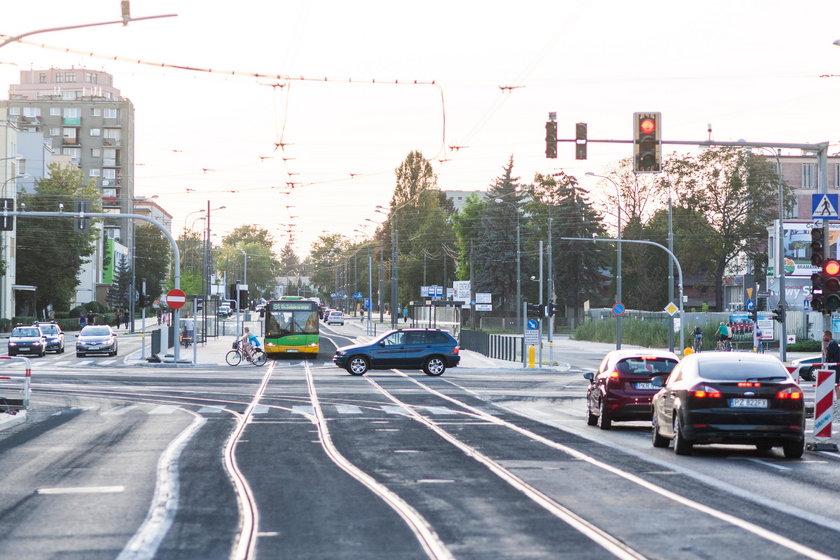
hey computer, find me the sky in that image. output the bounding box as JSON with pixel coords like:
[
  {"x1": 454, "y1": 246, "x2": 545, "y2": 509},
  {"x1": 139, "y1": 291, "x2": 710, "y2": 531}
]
[{"x1": 3, "y1": 0, "x2": 840, "y2": 258}]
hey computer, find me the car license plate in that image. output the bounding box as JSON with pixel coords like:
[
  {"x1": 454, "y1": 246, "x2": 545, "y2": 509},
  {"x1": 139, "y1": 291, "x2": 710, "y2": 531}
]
[
  {"x1": 635, "y1": 382, "x2": 657, "y2": 390},
  {"x1": 19, "y1": 347, "x2": 29, "y2": 351},
  {"x1": 730, "y1": 398, "x2": 768, "y2": 408},
  {"x1": 286, "y1": 349, "x2": 299, "y2": 353}
]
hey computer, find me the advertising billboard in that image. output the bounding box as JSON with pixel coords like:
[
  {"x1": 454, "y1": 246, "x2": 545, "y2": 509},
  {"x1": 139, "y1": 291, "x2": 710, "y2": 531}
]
[{"x1": 768, "y1": 221, "x2": 840, "y2": 278}]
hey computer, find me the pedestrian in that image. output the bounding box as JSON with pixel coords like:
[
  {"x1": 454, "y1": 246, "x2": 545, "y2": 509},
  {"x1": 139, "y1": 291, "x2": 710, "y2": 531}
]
[
  {"x1": 156, "y1": 307, "x2": 162, "y2": 325},
  {"x1": 753, "y1": 325, "x2": 763, "y2": 353},
  {"x1": 79, "y1": 312, "x2": 87, "y2": 329},
  {"x1": 403, "y1": 306, "x2": 408, "y2": 323},
  {"x1": 822, "y1": 330, "x2": 840, "y2": 386},
  {"x1": 87, "y1": 310, "x2": 95, "y2": 326},
  {"x1": 124, "y1": 310, "x2": 130, "y2": 329},
  {"x1": 114, "y1": 309, "x2": 122, "y2": 328}
]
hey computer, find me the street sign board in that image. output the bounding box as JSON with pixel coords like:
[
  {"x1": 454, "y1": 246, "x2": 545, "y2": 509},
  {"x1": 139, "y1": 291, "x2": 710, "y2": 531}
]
[
  {"x1": 453, "y1": 281, "x2": 470, "y2": 303},
  {"x1": 165, "y1": 288, "x2": 187, "y2": 309},
  {"x1": 612, "y1": 303, "x2": 626, "y2": 316},
  {"x1": 476, "y1": 293, "x2": 492, "y2": 304},
  {"x1": 524, "y1": 319, "x2": 540, "y2": 345},
  {"x1": 812, "y1": 193, "x2": 839, "y2": 219},
  {"x1": 664, "y1": 302, "x2": 678, "y2": 316},
  {"x1": 474, "y1": 304, "x2": 492, "y2": 311}
]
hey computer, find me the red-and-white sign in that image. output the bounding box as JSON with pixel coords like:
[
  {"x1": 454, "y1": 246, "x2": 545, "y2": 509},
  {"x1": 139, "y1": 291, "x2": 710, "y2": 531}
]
[
  {"x1": 165, "y1": 288, "x2": 187, "y2": 309},
  {"x1": 814, "y1": 369, "x2": 836, "y2": 438}
]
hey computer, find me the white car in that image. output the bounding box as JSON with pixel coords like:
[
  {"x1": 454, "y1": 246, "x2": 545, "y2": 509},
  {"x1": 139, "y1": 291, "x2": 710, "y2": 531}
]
[
  {"x1": 326, "y1": 311, "x2": 345, "y2": 326},
  {"x1": 788, "y1": 355, "x2": 823, "y2": 381}
]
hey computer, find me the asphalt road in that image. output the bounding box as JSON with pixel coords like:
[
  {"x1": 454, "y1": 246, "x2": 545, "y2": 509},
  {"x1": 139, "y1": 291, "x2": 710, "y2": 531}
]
[{"x1": 0, "y1": 328, "x2": 837, "y2": 559}]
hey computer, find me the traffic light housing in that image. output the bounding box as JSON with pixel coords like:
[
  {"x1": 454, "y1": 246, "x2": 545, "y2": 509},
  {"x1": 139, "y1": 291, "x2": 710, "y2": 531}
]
[
  {"x1": 545, "y1": 120, "x2": 557, "y2": 159},
  {"x1": 74, "y1": 199, "x2": 90, "y2": 231},
  {"x1": 824, "y1": 259, "x2": 840, "y2": 311},
  {"x1": 575, "y1": 122, "x2": 587, "y2": 160},
  {"x1": 547, "y1": 303, "x2": 556, "y2": 317},
  {"x1": 773, "y1": 306, "x2": 786, "y2": 323},
  {"x1": 0, "y1": 198, "x2": 13, "y2": 231},
  {"x1": 526, "y1": 303, "x2": 542, "y2": 317},
  {"x1": 810, "y1": 227, "x2": 825, "y2": 265},
  {"x1": 633, "y1": 112, "x2": 661, "y2": 173}
]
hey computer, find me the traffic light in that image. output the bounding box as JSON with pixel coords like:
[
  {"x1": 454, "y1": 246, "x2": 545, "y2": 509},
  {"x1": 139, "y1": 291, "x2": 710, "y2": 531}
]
[
  {"x1": 810, "y1": 227, "x2": 825, "y2": 265},
  {"x1": 547, "y1": 303, "x2": 556, "y2": 317},
  {"x1": 545, "y1": 120, "x2": 557, "y2": 159},
  {"x1": 773, "y1": 306, "x2": 786, "y2": 323},
  {"x1": 812, "y1": 270, "x2": 825, "y2": 312},
  {"x1": 633, "y1": 112, "x2": 661, "y2": 173},
  {"x1": 824, "y1": 259, "x2": 840, "y2": 311},
  {"x1": 0, "y1": 198, "x2": 13, "y2": 231},
  {"x1": 526, "y1": 303, "x2": 542, "y2": 317},
  {"x1": 575, "y1": 122, "x2": 587, "y2": 160},
  {"x1": 74, "y1": 199, "x2": 90, "y2": 231}
]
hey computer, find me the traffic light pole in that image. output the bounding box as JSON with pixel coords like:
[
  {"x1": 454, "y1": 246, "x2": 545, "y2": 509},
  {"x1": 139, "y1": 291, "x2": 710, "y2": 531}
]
[
  {"x1": 562, "y1": 236, "x2": 685, "y2": 352},
  {"x1": 3, "y1": 210, "x2": 184, "y2": 363}
]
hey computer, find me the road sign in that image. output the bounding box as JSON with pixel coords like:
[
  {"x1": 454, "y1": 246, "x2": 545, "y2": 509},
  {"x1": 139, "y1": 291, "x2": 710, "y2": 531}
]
[
  {"x1": 612, "y1": 303, "x2": 626, "y2": 316},
  {"x1": 524, "y1": 318, "x2": 540, "y2": 345},
  {"x1": 812, "y1": 193, "x2": 839, "y2": 219},
  {"x1": 664, "y1": 302, "x2": 678, "y2": 316},
  {"x1": 745, "y1": 299, "x2": 755, "y2": 311},
  {"x1": 165, "y1": 288, "x2": 187, "y2": 309}
]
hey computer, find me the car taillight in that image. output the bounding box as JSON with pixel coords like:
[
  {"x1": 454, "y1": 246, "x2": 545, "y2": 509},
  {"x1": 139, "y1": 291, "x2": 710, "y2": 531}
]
[
  {"x1": 776, "y1": 387, "x2": 803, "y2": 400},
  {"x1": 690, "y1": 384, "x2": 722, "y2": 398},
  {"x1": 453, "y1": 346, "x2": 459, "y2": 354},
  {"x1": 737, "y1": 382, "x2": 761, "y2": 388},
  {"x1": 608, "y1": 370, "x2": 620, "y2": 379}
]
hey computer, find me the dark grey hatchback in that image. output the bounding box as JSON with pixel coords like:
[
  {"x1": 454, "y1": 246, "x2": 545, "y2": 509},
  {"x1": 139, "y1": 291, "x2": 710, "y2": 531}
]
[{"x1": 333, "y1": 328, "x2": 460, "y2": 376}]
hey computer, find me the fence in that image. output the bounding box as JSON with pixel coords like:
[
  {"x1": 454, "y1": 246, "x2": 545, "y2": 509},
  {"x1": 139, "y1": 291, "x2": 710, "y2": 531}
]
[{"x1": 460, "y1": 329, "x2": 522, "y2": 362}]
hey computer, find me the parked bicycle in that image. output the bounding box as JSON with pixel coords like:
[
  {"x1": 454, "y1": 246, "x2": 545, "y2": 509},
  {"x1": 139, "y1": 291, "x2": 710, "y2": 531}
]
[
  {"x1": 715, "y1": 338, "x2": 732, "y2": 351},
  {"x1": 226, "y1": 340, "x2": 267, "y2": 366}
]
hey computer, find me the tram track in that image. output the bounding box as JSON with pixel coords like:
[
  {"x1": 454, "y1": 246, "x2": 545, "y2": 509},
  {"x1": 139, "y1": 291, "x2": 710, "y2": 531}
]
[{"x1": 298, "y1": 368, "x2": 838, "y2": 560}]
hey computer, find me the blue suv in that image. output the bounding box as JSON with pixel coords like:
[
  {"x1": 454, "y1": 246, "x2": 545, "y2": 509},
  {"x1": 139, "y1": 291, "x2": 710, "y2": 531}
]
[{"x1": 333, "y1": 328, "x2": 460, "y2": 376}]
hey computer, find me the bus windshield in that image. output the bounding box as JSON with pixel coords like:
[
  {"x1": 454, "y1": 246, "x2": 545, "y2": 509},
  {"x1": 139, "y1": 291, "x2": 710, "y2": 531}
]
[{"x1": 266, "y1": 302, "x2": 319, "y2": 338}]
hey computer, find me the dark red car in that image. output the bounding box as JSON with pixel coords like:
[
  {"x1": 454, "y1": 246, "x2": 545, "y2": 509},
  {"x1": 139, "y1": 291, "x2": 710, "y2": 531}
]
[{"x1": 584, "y1": 349, "x2": 679, "y2": 430}]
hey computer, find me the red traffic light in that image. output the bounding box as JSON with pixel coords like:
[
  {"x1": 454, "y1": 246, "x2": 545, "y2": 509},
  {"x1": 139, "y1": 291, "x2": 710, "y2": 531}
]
[
  {"x1": 639, "y1": 118, "x2": 656, "y2": 134},
  {"x1": 824, "y1": 260, "x2": 840, "y2": 276}
]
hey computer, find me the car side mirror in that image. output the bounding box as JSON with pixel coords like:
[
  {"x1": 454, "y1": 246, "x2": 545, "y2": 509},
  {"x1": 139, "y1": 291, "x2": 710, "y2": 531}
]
[{"x1": 583, "y1": 372, "x2": 594, "y2": 381}]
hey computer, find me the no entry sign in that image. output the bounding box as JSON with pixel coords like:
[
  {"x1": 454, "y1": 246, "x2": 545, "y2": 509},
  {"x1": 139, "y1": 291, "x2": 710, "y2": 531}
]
[{"x1": 165, "y1": 288, "x2": 187, "y2": 309}]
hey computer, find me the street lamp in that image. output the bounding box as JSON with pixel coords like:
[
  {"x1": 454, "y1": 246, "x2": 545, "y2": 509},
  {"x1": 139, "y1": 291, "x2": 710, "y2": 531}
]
[
  {"x1": 494, "y1": 198, "x2": 521, "y2": 332},
  {"x1": 376, "y1": 205, "x2": 399, "y2": 328},
  {"x1": 586, "y1": 172, "x2": 623, "y2": 349},
  {"x1": 366, "y1": 217, "x2": 385, "y2": 323},
  {"x1": 201, "y1": 203, "x2": 226, "y2": 307},
  {"x1": 129, "y1": 194, "x2": 158, "y2": 333}
]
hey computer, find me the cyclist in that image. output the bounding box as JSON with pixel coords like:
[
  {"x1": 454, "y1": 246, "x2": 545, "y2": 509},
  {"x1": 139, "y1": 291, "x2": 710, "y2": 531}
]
[
  {"x1": 692, "y1": 326, "x2": 703, "y2": 353},
  {"x1": 717, "y1": 322, "x2": 731, "y2": 351},
  {"x1": 238, "y1": 327, "x2": 261, "y2": 361}
]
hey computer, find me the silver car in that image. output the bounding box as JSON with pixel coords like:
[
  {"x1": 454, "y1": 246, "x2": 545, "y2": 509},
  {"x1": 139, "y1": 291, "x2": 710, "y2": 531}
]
[{"x1": 76, "y1": 325, "x2": 118, "y2": 357}]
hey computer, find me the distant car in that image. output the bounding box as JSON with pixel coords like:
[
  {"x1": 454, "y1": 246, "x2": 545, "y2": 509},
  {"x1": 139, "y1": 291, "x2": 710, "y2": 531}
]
[
  {"x1": 218, "y1": 304, "x2": 232, "y2": 318},
  {"x1": 8, "y1": 325, "x2": 47, "y2": 357},
  {"x1": 333, "y1": 328, "x2": 460, "y2": 376},
  {"x1": 651, "y1": 352, "x2": 805, "y2": 458},
  {"x1": 76, "y1": 325, "x2": 118, "y2": 357},
  {"x1": 325, "y1": 311, "x2": 345, "y2": 326},
  {"x1": 34, "y1": 321, "x2": 65, "y2": 353},
  {"x1": 788, "y1": 355, "x2": 822, "y2": 381},
  {"x1": 583, "y1": 349, "x2": 679, "y2": 429}
]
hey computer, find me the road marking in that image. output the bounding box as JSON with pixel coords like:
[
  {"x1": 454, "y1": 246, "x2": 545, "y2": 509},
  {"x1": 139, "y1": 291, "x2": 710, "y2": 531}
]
[
  {"x1": 252, "y1": 405, "x2": 270, "y2": 414},
  {"x1": 382, "y1": 405, "x2": 410, "y2": 416},
  {"x1": 37, "y1": 485, "x2": 125, "y2": 495},
  {"x1": 147, "y1": 405, "x2": 179, "y2": 415},
  {"x1": 335, "y1": 405, "x2": 363, "y2": 414},
  {"x1": 744, "y1": 458, "x2": 791, "y2": 471},
  {"x1": 198, "y1": 406, "x2": 226, "y2": 414},
  {"x1": 292, "y1": 405, "x2": 314, "y2": 416},
  {"x1": 424, "y1": 406, "x2": 456, "y2": 415}
]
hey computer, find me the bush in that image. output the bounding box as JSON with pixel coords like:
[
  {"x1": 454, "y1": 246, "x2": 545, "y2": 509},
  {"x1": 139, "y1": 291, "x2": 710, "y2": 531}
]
[
  {"x1": 787, "y1": 339, "x2": 821, "y2": 352},
  {"x1": 574, "y1": 318, "x2": 670, "y2": 347}
]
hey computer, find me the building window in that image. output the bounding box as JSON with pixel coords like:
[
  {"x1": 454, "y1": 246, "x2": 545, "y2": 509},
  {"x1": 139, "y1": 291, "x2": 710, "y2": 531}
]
[
  {"x1": 103, "y1": 128, "x2": 121, "y2": 142},
  {"x1": 62, "y1": 128, "x2": 77, "y2": 141},
  {"x1": 62, "y1": 91, "x2": 78, "y2": 100},
  {"x1": 56, "y1": 71, "x2": 77, "y2": 83},
  {"x1": 89, "y1": 168, "x2": 101, "y2": 177},
  {"x1": 84, "y1": 72, "x2": 98, "y2": 84},
  {"x1": 62, "y1": 107, "x2": 81, "y2": 119},
  {"x1": 787, "y1": 197, "x2": 799, "y2": 219},
  {"x1": 90, "y1": 107, "x2": 101, "y2": 117},
  {"x1": 802, "y1": 163, "x2": 816, "y2": 189},
  {"x1": 39, "y1": 73, "x2": 47, "y2": 83},
  {"x1": 90, "y1": 148, "x2": 101, "y2": 158},
  {"x1": 8, "y1": 107, "x2": 20, "y2": 116},
  {"x1": 103, "y1": 168, "x2": 116, "y2": 180},
  {"x1": 22, "y1": 107, "x2": 41, "y2": 117},
  {"x1": 89, "y1": 128, "x2": 101, "y2": 137},
  {"x1": 62, "y1": 147, "x2": 81, "y2": 159},
  {"x1": 49, "y1": 127, "x2": 60, "y2": 136},
  {"x1": 104, "y1": 108, "x2": 118, "y2": 119},
  {"x1": 50, "y1": 107, "x2": 61, "y2": 116},
  {"x1": 835, "y1": 163, "x2": 840, "y2": 189}
]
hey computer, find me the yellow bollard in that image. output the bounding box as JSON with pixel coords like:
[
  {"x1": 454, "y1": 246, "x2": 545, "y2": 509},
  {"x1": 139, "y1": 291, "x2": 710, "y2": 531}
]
[{"x1": 528, "y1": 345, "x2": 536, "y2": 368}]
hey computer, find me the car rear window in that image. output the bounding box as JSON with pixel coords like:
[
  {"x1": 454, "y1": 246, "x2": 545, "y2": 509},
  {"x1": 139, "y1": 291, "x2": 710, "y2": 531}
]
[
  {"x1": 616, "y1": 357, "x2": 677, "y2": 376},
  {"x1": 39, "y1": 325, "x2": 58, "y2": 334},
  {"x1": 698, "y1": 360, "x2": 790, "y2": 381}
]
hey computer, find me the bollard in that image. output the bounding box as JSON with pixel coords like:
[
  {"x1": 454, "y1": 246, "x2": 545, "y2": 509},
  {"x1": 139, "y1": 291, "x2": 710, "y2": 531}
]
[
  {"x1": 807, "y1": 368, "x2": 839, "y2": 452},
  {"x1": 527, "y1": 345, "x2": 535, "y2": 368}
]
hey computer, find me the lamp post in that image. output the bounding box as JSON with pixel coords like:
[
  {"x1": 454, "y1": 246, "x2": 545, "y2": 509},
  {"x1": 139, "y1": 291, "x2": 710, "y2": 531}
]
[
  {"x1": 0, "y1": 173, "x2": 27, "y2": 322},
  {"x1": 494, "y1": 198, "x2": 521, "y2": 332},
  {"x1": 201, "y1": 203, "x2": 226, "y2": 308},
  {"x1": 586, "y1": 172, "x2": 622, "y2": 349},
  {"x1": 129, "y1": 194, "x2": 158, "y2": 333},
  {"x1": 366, "y1": 217, "x2": 384, "y2": 323},
  {"x1": 376, "y1": 205, "x2": 398, "y2": 328}
]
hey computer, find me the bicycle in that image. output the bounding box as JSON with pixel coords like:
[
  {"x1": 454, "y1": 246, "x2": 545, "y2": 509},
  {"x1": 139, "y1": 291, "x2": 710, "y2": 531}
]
[
  {"x1": 693, "y1": 335, "x2": 702, "y2": 353},
  {"x1": 226, "y1": 340, "x2": 267, "y2": 366},
  {"x1": 715, "y1": 338, "x2": 732, "y2": 352}
]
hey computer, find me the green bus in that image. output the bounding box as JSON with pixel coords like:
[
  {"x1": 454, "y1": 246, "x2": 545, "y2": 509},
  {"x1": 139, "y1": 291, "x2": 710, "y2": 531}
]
[{"x1": 263, "y1": 296, "x2": 320, "y2": 356}]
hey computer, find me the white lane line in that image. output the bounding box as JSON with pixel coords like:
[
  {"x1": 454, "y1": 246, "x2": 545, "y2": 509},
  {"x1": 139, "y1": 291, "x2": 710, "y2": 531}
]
[
  {"x1": 335, "y1": 405, "x2": 363, "y2": 414},
  {"x1": 744, "y1": 458, "x2": 792, "y2": 472},
  {"x1": 198, "y1": 406, "x2": 226, "y2": 414},
  {"x1": 292, "y1": 405, "x2": 314, "y2": 416},
  {"x1": 147, "y1": 405, "x2": 179, "y2": 415},
  {"x1": 382, "y1": 405, "x2": 410, "y2": 416},
  {"x1": 117, "y1": 410, "x2": 206, "y2": 560},
  {"x1": 424, "y1": 406, "x2": 456, "y2": 415},
  {"x1": 252, "y1": 405, "x2": 270, "y2": 414},
  {"x1": 37, "y1": 486, "x2": 125, "y2": 494}
]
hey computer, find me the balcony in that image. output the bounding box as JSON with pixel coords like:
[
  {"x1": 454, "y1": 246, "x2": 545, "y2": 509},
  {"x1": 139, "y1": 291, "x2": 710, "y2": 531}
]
[{"x1": 62, "y1": 117, "x2": 81, "y2": 126}]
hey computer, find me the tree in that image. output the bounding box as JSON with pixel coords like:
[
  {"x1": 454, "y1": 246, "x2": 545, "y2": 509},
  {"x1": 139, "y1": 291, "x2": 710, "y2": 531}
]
[
  {"x1": 135, "y1": 223, "x2": 171, "y2": 301},
  {"x1": 16, "y1": 164, "x2": 100, "y2": 311},
  {"x1": 309, "y1": 234, "x2": 347, "y2": 299},
  {"x1": 663, "y1": 147, "x2": 792, "y2": 309},
  {"x1": 218, "y1": 226, "x2": 281, "y2": 302},
  {"x1": 530, "y1": 172, "x2": 607, "y2": 325},
  {"x1": 107, "y1": 254, "x2": 132, "y2": 309}
]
